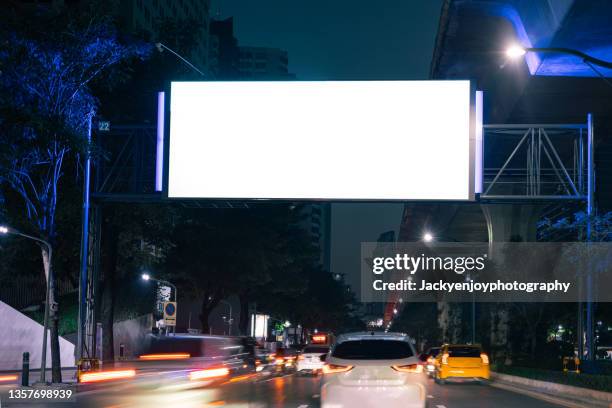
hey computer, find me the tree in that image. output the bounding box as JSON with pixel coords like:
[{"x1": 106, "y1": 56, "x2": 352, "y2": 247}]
[
  {"x1": 0, "y1": 4, "x2": 149, "y2": 381},
  {"x1": 162, "y1": 205, "x2": 310, "y2": 334}
]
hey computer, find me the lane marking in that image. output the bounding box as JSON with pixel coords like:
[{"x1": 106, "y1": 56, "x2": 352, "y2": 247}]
[
  {"x1": 436, "y1": 405, "x2": 447, "y2": 408},
  {"x1": 297, "y1": 405, "x2": 309, "y2": 408},
  {"x1": 312, "y1": 394, "x2": 320, "y2": 398},
  {"x1": 427, "y1": 394, "x2": 434, "y2": 398}
]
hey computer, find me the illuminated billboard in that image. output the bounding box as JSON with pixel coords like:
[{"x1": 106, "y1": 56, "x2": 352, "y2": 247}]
[{"x1": 168, "y1": 80, "x2": 474, "y2": 200}]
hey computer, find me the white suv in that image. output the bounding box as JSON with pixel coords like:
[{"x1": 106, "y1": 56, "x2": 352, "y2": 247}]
[{"x1": 320, "y1": 332, "x2": 426, "y2": 408}]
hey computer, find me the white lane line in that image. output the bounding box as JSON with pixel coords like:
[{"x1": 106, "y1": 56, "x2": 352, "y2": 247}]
[
  {"x1": 297, "y1": 405, "x2": 309, "y2": 408},
  {"x1": 312, "y1": 394, "x2": 320, "y2": 398},
  {"x1": 436, "y1": 405, "x2": 447, "y2": 408},
  {"x1": 427, "y1": 394, "x2": 434, "y2": 398}
]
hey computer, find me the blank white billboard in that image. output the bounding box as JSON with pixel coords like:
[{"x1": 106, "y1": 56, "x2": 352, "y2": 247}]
[{"x1": 168, "y1": 80, "x2": 473, "y2": 200}]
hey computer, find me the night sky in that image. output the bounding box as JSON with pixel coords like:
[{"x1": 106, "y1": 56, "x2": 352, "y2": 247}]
[
  {"x1": 214, "y1": 0, "x2": 444, "y2": 290},
  {"x1": 214, "y1": 0, "x2": 443, "y2": 80}
]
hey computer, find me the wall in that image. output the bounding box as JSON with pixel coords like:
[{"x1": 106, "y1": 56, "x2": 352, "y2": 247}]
[{"x1": 0, "y1": 301, "x2": 75, "y2": 370}]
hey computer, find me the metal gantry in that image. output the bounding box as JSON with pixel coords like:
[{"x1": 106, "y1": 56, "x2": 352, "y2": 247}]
[{"x1": 481, "y1": 123, "x2": 589, "y2": 201}]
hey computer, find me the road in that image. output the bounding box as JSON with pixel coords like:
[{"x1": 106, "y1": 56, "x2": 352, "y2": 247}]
[{"x1": 1, "y1": 368, "x2": 567, "y2": 408}]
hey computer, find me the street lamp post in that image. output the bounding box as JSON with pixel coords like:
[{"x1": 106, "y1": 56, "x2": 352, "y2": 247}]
[
  {"x1": 219, "y1": 300, "x2": 233, "y2": 336},
  {"x1": 422, "y1": 231, "x2": 475, "y2": 343},
  {"x1": 141, "y1": 273, "x2": 178, "y2": 334},
  {"x1": 1, "y1": 225, "x2": 53, "y2": 382},
  {"x1": 155, "y1": 42, "x2": 207, "y2": 78}
]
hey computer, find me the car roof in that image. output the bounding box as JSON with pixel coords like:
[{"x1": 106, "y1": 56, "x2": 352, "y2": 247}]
[{"x1": 335, "y1": 331, "x2": 411, "y2": 344}]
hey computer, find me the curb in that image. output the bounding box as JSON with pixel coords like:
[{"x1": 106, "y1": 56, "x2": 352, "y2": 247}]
[{"x1": 491, "y1": 372, "x2": 612, "y2": 408}]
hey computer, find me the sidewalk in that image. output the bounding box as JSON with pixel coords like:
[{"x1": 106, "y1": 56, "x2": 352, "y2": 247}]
[{"x1": 491, "y1": 371, "x2": 612, "y2": 408}]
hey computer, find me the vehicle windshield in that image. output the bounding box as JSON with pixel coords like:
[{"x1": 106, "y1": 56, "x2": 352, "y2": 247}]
[
  {"x1": 332, "y1": 340, "x2": 413, "y2": 360},
  {"x1": 447, "y1": 346, "x2": 481, "y2": 357},
  {"x1": 303, "y1": 346, "x2": 329, "y2": 354}
]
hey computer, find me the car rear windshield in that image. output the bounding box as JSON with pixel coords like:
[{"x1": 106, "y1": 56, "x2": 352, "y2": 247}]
[
  {"x1": 448, "y1": 346, "x2": 481, "y2": 357},
  {"x1": 303, "y1": 346, "x2": 329, "y2": 354},
  {"x1": 332, "y1": 340, "x2": 413, "y2": 360}
]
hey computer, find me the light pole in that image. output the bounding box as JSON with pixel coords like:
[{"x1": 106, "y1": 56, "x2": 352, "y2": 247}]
[
  {"x1": 1, "y1": 225, "x2": 52, "y2": 382},
  {"x1": 507, "y1": 46, "x2": 602, "y2": 361},
  {"x1": 141, "y1": 273, "x2": 178, "y2": 334},
  {"x1": 421, "y1": 232, "x2": 475, "y2": 343},
  {"x1": 155, "y1": 42, "x2": 207, "y2": 78},
  {"x1": 219, "y1": 300, "x2": 233, "y2": 336}
]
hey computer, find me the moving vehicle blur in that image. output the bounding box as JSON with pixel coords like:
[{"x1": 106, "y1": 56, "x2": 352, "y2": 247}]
[
  {"x1": 272, "y1": 347, "x2": 298, "y2": 373},
  {"x1": 434, "y1": 344, "x2": 490, "y2": 384},
  {"x1": 423, "y1": 346, "x2": 441, "y2": 376},
  {"x1": 320, "y1": 332, "x2": 426, "y2": 408}
]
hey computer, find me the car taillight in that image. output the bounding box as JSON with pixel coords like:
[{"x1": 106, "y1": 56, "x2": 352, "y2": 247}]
[
  {"x1": 189, "y1": 367, "x2": 230, "y2": 381},
  {"x1": 79, "y1": 369, "x2": 136, "y2": 383},
  {"x1": 481, "y1": 353, "x2": 489, "y2": 365},
  {"x1": 322, "y1": 363, "x2": 354, "y2": 374},
  {"x1": 441, "y1": 353, "x2": 449, "y2": 365},
  {"x1": 391, "y1": 364, "x2": 422, "y2": 373},
  {"x1": 139, "y1": 353, "x2": 190, "y2": 360},
  {"x1": 298, "y1": 355, "x2": 304, "y2": 360},
  {"x1": 275, "y1": 358, "x2": 285, "y2": 365}
]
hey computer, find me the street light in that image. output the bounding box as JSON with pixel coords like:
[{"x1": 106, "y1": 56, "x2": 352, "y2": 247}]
[
  {"x1": 505, "y1": 45, "x2": 612, "y2": 88},
  {"x1": 505, "y1": 45, "x2": 612, "y2": 69},
  {"x1": 155, "y1": 42, "x2": 207, "y2": 78},
  {"x1": 141, "y1": 272, "x2": 178, "y2": 334},
  {"x1": 0, "y1": 225, "x2": 53, "y2": 382},
  {"x1": 219, "y1": 300, "x2": 233, "y2": 336},
  {"x1": 422, "y1": 232, "x2": 434, "y2": 242}
]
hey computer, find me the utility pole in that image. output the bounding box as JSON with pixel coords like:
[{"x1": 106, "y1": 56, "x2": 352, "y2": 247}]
[
  {"x1": 77, "y1": 114, "x2": 93, "y2": 363},
  {"x1": 585, "y1": 113, "x2": 595, "y2": 361}
]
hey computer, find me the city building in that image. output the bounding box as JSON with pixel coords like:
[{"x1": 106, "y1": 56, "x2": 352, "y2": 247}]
[
  {"x1": 301, "y1": 204, "x2": 332, "y2": 272},
  {"x1": 210, "y1": 17, "x2": 295, "y2": 79},
  {"x1": 117, "y1": 0, "x2": 212, "y2": 71},
  {"x1": 209, "y1": 17, "x2": 239, "y2": 78},
  {"x1": 238, "y1": 46, "x2": 295, "y2": 79}
]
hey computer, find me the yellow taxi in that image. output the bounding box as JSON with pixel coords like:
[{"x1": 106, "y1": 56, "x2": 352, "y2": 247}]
[{"x1": 434, "y1": 344, "x2": 489, "y2": 383}]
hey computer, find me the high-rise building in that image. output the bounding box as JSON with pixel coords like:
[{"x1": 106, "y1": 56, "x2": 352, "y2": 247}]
[
  {"x1": 238, "y1": 46, "x2": 295, "y2": 80},
  {"x1": 117, "y1": 0, "x2": 212, "y2": 70},
  {"x1": 209, "y1": 17, "x2": 239, "y2": 78},
  {"x1": 209, "y1": 17, "x2": 295, "y2": 80},
  {"x1": 301, "y1": 204, "x2": 332, "y2": 272}
]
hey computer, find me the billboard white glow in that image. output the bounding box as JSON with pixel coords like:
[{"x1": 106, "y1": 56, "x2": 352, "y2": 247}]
[{"x1": 168, "y1": 80, "x2": 473, "y2": 200}]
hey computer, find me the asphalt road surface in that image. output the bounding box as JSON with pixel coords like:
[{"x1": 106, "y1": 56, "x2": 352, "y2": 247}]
[{"x1": 1, "y1": 370, "x2": 568, "y2": 407}]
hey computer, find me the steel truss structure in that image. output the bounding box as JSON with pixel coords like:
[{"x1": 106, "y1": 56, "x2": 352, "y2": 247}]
[{"x1": 481, "y1": 122, "x2": 590, "y2": 202}]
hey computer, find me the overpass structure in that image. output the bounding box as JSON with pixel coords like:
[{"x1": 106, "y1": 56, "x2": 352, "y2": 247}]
[{"x1": 391, "y1": 0, "x2": 610, "y2": 360}]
